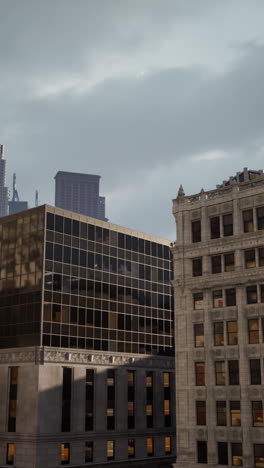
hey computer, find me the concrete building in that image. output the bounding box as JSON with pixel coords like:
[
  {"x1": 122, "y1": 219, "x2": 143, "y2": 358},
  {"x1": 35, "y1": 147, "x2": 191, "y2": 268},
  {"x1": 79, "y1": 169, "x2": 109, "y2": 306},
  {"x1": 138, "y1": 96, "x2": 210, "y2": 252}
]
[
  {"x1": 0, "y1": 145, "x2": 9, "y2": 217},
  {"x1": 55, "y1": 171, "x2": 108, "y2": 221},
  {"x1": 172, "y1": 174, "x2": 264, "y2": 468},
  {"x1": 0, "y1": 205, "x2": 175, "y2": 468}
]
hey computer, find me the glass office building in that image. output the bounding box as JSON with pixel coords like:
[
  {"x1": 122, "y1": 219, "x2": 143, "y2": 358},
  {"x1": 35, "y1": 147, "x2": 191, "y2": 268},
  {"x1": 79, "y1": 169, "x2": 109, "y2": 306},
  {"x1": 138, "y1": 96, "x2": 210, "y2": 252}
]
[{"x1": 0, "y1": 205, "x2": 173, "y2": 355}]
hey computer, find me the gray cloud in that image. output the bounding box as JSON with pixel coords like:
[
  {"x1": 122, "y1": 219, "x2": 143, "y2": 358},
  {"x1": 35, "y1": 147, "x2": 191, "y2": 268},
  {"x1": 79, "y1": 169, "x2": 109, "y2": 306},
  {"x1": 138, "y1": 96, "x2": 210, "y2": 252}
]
[{"x1": 1, "y1": 1, "x2": 264, "y2": 237}]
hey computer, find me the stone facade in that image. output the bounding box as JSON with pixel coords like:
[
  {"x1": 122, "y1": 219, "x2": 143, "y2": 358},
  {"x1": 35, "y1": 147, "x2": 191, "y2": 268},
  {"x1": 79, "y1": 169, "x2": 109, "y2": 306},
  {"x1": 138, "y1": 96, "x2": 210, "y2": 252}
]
[{"x1": 172, "y1": 178, "x2": 264, "y2": 467}]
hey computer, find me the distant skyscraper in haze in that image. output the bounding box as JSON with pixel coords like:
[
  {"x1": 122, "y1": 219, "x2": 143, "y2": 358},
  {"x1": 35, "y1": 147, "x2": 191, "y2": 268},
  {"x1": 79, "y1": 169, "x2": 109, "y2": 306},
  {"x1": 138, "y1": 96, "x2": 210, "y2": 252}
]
[
  {"x1": 55, "y1": 171, "x2": 108, "y2": 221},
  {"x1": 0, "y1": 145, "x2": 9, "y2": 217},
  {"x1": 8, "y1": 173, "x2": 29, "y2": 215}
]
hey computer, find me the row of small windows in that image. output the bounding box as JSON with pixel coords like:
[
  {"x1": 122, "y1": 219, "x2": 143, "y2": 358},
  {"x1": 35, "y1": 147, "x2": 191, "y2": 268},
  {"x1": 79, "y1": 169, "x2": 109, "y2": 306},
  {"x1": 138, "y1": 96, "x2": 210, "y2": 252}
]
[
  {"x1": 193, "y1": 286, "x2": 264, "y2": 309},
  {"x1": 46, "y1": 213, "x2": 170, "y2": 259},
  {"x1": 197, "y1": 441, "x2": 264, "y2": 466},
  {"x1": 4, "y1": 437, "x2": 172, "y2": 466},
  {"x1": 194, "y1": 318, "x2": 264, "y2": 347},
  {"x1": 196, "y1": 399, "x2": 264, "y2": 427},
  {"x1": 195, "y1": 359, "x2": 264, "y2": 386},
  {"x1": 191, "y1": 206, "x2": 264, "y2": 243},
  {"x1": 193, "y1": 248, "x2": 264, "y2": 276}
]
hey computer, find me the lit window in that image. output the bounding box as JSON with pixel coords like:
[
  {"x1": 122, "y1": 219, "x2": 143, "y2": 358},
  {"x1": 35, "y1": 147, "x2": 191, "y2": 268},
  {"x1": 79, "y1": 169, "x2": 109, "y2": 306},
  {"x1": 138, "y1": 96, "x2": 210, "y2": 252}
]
[
  {"x1": 128, "y1": 439, "x2": 135, "y2": 458},
  {"x1": 6, "y1": 444, "x2": 15, "y2": 466},
  {"x1": 147, "y1": 438, "x2": 154, "y2": 457},
  {"x1": 195, "y1": 362, "x2": 205, "y2": 386},
  {"x1": 254, "y1": 444, "x2": 264, "y2": 467},
  {"x1": 85, "y1": 441, "x2": 93, "y2": 463},
  {"x1": 194, "y1": 324, "x2": 204, "y2": 347},
  {"x1": 214, "y1": 322, "x2": 224, "y2": 346},
  {"x1": 252, "y1": 401, "x2": 264, "y2": 427},
  {"x1": 213, "y1": 290, "x2": 223, "y2": 308},
  {"x1": 248, "y1": 319, "x2": 259, "y2": 344},
  {"x1": 61, "y1": 443, "x2": 70, "y2": 465},
  {"x1": 193, "y1": 292, "x2": 204, "y2": 310},
  {"x1": 215, "y1": 361, "x2": 225, "y2": 385},
  {"x1": 227, "y1": 321, "x2": 238, "y2": 345},
  {"x1": 165, "y1": 436, "x2": 171, "y2": 455},
  {"x1": 245, "y1": 249, "x2": 256, "y2": 268},
  {"x1": 243, "y1": 209, "x2": 254, "y2": 233},
  {"x1": 224, "y1": 253, "x2": 235, "y2": 272},
  {"x1": 230, "y1": 401, "x2": 241, "y2": 426},
  {"x1": 231, "y1": 443, "x2": 243, "y2": 466},
  {"x1": 107, "y1": 440, "x2": 115, "y2": 460}
]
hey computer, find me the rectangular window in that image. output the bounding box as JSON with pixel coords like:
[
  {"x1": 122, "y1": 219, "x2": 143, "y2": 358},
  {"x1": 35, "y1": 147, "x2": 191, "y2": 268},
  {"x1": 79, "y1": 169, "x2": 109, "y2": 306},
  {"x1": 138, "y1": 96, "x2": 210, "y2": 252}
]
[
  {"x1": 243, "y1": 209, "x2": 254, "y2": 233},
  {"x1": 248, "y1": 319, "x2": 259, "y2": 344},
  {"x1": 218, "y1": 442, "x2": 228, "y2": 465},
  {"x1": 250, "y1": 359, "x2": 261, "y2": 385},
  {"x1": 85, "y1": 370, "x2": 94, "y2": 431},
  {"x1": 107, "y1": 370, "x2": 115, "y2": 430},
  {"x1": 107, "y1": 440, "x2": 115, "y2": 460},
  {"x1": 230, "y1": 401, "x2": 241, "y2": 426},
  {"x1": 212, "y1": 255, "x2": 222, "y2": 274},
  {"x1": 128, "y1": 370, "x2": 135, "y2": 429},
  {"x1": 147, "y1": 438, "x2": 154, "y2": 457},
  {"x1": 146, "y1": 372, "x2": 153, "y2": 428},
  {"x1": 245, "y1": 249, "x2": 256, "y2": 268},
  {"x1": 6, "y1": 444, "x2": 15, "y2": 466},
  {"x1": 226, "y1": 288, "x2": 236, "y2": 307},
  {"x1": 193, "y1": 258, "x2": 202, "y2": 277},
  {"x1": 254, "y1": 444, "x2": 264, "y2": 467},
  {"x1": 215, "y1": 361, "x2": 225, "y2": 385},
  {"x1": 214, "y1": 322, "x2": 224, "y2": 346},
  {"x1": 194, "y1": 324, "x2": 204, "y2": 348},
  {"x1": 223, "y1": 213, "x2": 233, "y2": 237},
  {"x1": 210, "y1": 216, "x2": 220, "y2": 239},
  {"x1": 216, "y1": 401, "x2": 227, "y2": 426},
  {"x1": 164, "y1": 372, "x2": 171, "y2": 427},
  {"x1": 213, "y1": 290, "x2": 224, "y2": 308},
  {"x1": 227, "y1": 321, "x2": 238, "y2": 345},
  {"x1": 231, "y1": 443, "x2": 243, "y2": 466},
  {"x1": 247, "y1": 285, "x2": 258, "y2": 304},
  {"x1": 197, "y1": 441, "x2": 207, "y2": 464},
  {"x1": 8, "y1": 367, "x2": 18, "y2": 432},
  {"x1": 192, "y1": 220, "x2": 201, "y2": 243},
  {"x1": 165, "y1": 436, "x2": 171, "y2": 455},
  {"x1": 228, "y1": 360, "x2": 239, "y2": 385},
  {"x1": 196, "y1": 401, "x2": 206, "y2": 425},
  {"x1": 260, "y1": 285, "x2": 264, "y2": 303},
  {"x1": 224, "y1": 253, "x2": 235, "y2": 272},
  {"x1": 257, "y1": 206, "x2": 264, "y2": 230},
  {"x1": 61, "y1": 443, "x2": 70, "y2": 465},
  {"x1": 252, "y1": 401, "x2": 264, "y2": 427},
  {"x1": 259, "y1": 248, "x2": 264, "y2": 267},
  {"x1": 128, "y1": 439, "x2": 135, "y2": 458},
  {"x1": 85, "y1": 441, "x2": 93, "y2": 463},
  {"x1": 193, "y1": 292, "x2": 204, "y2": 310},
  {"x1": 195, "y1": 362, "x2": 205, "y2": 386},
  {"x1": 62, "y1": 368, "x2": 72, "y2": 432}
]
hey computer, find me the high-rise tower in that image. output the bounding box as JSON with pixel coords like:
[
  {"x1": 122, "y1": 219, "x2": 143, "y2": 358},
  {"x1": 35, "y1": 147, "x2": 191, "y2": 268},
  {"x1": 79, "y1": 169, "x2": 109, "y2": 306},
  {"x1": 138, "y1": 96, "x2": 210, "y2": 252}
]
[
  {"x1": 55, "y1": 171, "x2": 108, "y2": 221},
  {"x1": 0, "y1": 145, "x2": 9, "y2": 217}
]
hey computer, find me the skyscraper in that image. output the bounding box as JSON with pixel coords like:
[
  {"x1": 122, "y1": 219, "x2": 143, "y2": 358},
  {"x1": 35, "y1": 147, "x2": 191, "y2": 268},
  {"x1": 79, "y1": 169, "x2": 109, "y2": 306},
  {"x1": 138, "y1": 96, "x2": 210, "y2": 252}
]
[
  {"x1": 55, "y1": 171, "x2": 108, "y2": 221},
  {"x1": 0, "y1": 145, "x2": 9, "y2": 217}
]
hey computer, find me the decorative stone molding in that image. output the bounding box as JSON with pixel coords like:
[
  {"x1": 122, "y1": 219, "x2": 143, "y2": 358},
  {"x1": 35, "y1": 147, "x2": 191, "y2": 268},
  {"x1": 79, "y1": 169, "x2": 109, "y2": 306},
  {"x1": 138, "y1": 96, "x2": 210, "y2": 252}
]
[{"x1": 0, "y1": 347, "x2": 175, "y2": 369}]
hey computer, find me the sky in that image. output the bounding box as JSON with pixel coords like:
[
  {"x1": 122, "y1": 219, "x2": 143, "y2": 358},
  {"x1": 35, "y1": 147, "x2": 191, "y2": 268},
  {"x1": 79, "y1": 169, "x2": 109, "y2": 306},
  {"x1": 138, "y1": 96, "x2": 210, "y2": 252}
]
[{"x1": 1, "y1": 0, "x2": 264, "y2": 240}]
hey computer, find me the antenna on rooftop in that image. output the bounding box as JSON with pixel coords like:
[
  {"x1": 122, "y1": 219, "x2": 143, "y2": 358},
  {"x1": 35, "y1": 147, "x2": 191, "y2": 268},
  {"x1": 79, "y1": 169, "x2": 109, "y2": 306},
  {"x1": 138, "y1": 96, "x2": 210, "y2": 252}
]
[{"x1": 12, "y1": 173, "x2": 20, "y2": 202}]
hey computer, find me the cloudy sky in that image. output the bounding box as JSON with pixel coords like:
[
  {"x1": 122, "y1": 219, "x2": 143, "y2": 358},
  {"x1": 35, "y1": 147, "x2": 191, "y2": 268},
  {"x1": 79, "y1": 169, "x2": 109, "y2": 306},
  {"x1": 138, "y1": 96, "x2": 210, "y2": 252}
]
[{"x1": 1, "y1": 1, "x2": 264, "y2": 239}]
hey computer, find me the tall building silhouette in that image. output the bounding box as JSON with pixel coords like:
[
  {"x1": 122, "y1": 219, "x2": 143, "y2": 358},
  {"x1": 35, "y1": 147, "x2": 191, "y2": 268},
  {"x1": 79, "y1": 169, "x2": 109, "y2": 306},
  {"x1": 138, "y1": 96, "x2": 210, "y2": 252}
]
[
  {"x1": 55, "y1": 171, "x2": 108, "y2": 221},
  {"x1": 0, "y1": 145, "x2": 9, "y2": 217}
]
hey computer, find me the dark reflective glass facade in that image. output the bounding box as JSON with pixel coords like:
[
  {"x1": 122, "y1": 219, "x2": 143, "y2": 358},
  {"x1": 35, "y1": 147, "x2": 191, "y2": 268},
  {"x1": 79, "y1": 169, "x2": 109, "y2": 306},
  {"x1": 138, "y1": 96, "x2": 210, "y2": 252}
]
[
  {"x1": 0, "y1": 208, "x2": 44, "y2": 348},
  {"x1": 43, "y1": 209, "x2": 174, "y2": 355},
  {"x1": 0, "y1": 206, "x2": 174, "y2": 356}
]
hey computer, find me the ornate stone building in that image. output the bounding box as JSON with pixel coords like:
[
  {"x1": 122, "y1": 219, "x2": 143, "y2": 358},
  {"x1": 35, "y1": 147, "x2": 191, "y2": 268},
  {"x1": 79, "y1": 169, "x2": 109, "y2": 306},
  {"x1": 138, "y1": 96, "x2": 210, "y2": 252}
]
[
  {"x1": 0, "y1": 205, "x2": 175, "y2": 468},
  {"x1": 172, "y1": 174, "x2": 264, "y2": 468}
]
